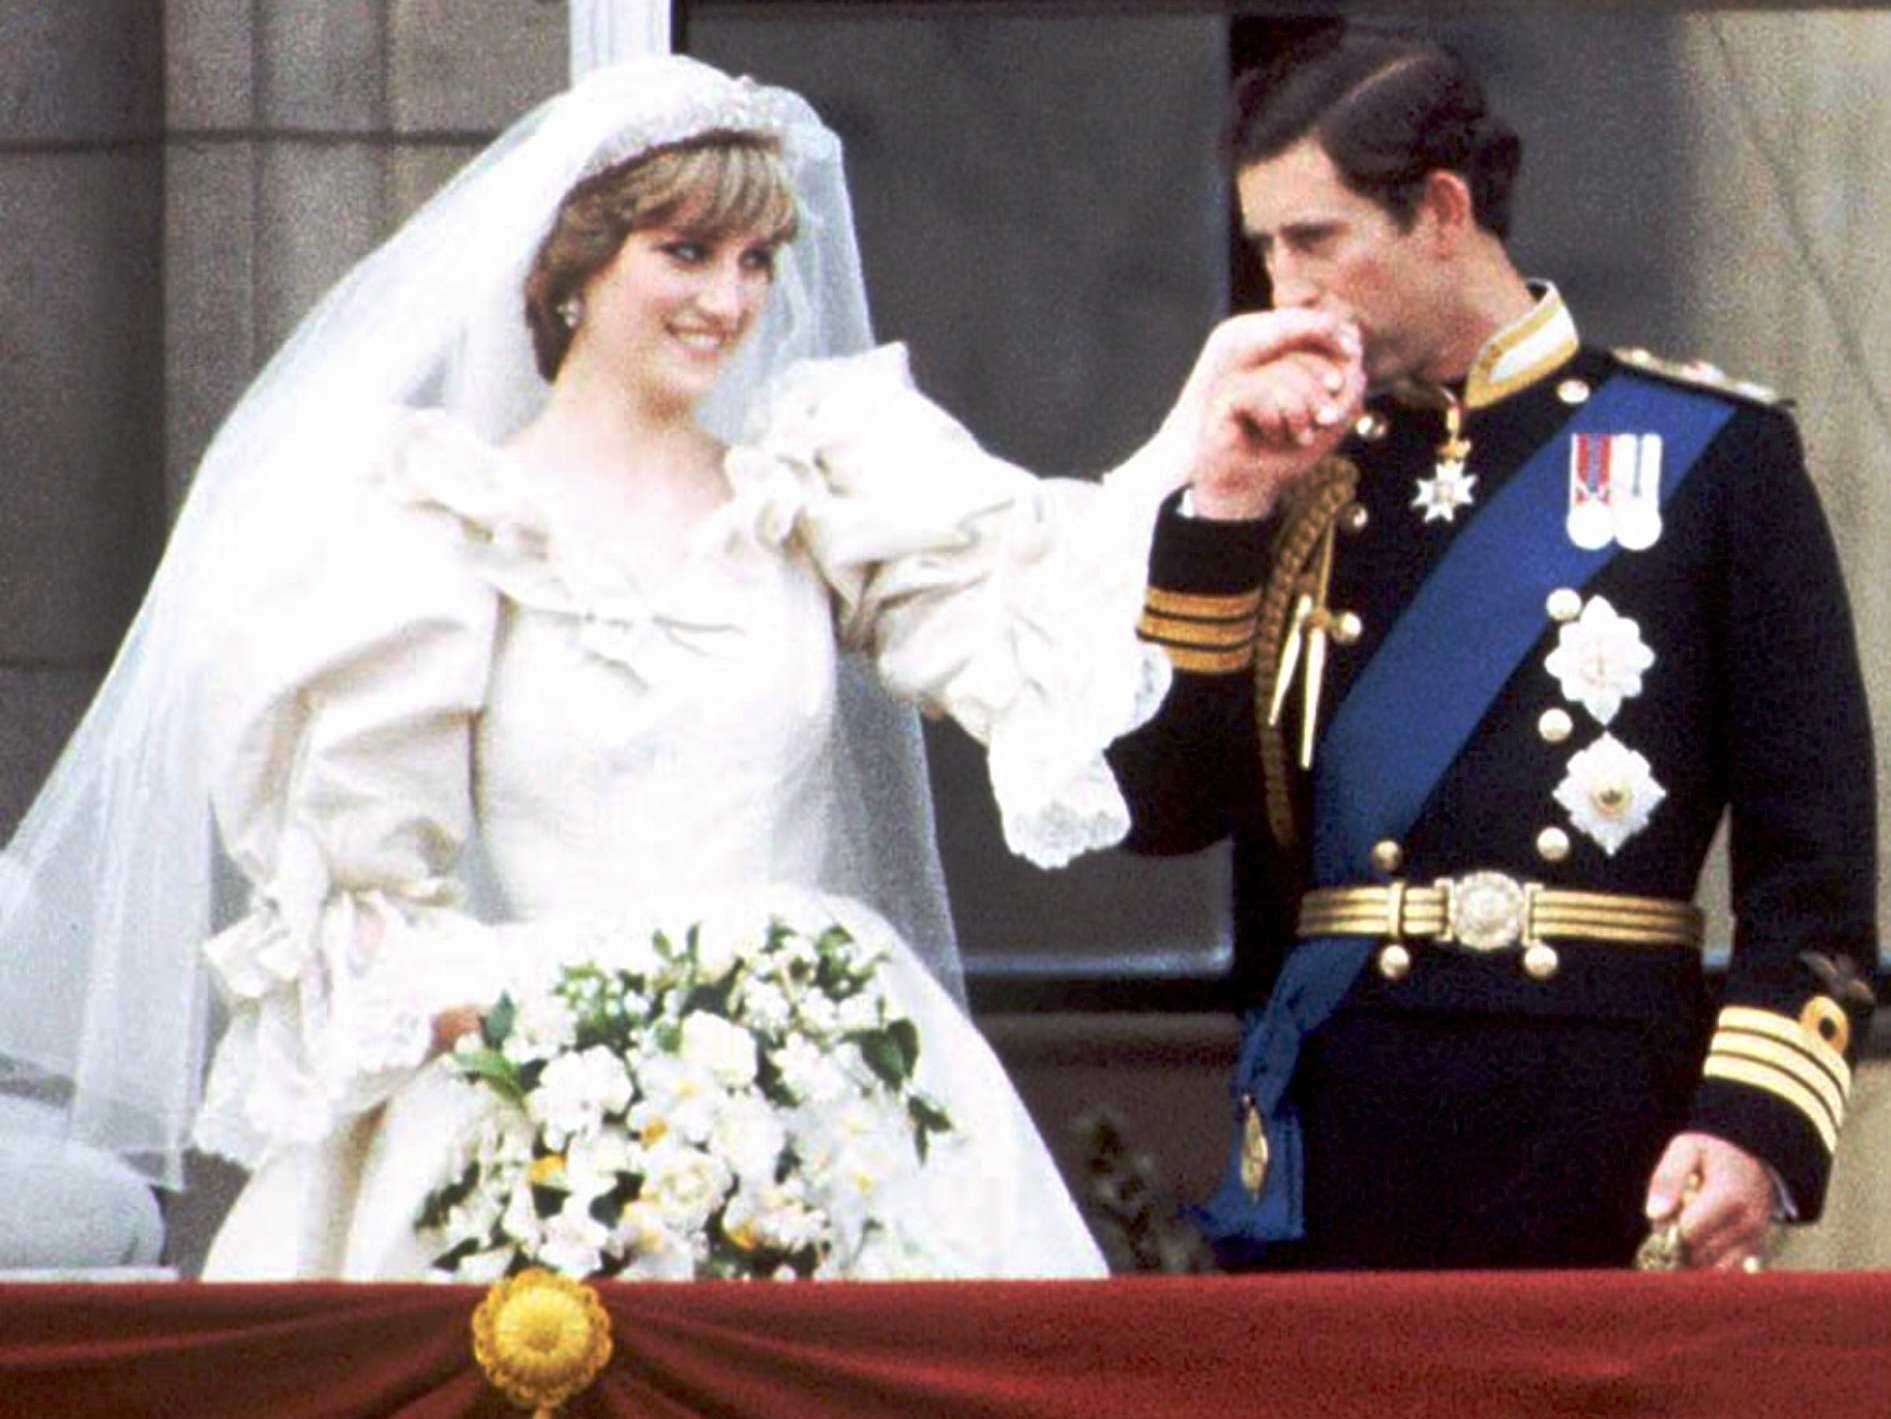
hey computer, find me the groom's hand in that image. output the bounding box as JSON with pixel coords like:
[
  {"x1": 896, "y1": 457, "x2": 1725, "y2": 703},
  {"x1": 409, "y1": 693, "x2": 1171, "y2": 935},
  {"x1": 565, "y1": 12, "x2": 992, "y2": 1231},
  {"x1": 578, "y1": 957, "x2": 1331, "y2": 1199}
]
[{"x1": 1184, "y1": 310, "x2": 1365, "y2": 521}]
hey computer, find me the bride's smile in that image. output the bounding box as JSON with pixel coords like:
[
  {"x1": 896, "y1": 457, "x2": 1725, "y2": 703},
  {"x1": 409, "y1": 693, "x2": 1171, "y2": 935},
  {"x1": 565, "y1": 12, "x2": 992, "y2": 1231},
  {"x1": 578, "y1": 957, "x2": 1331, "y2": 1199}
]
[{"x1": 577, "y1": 221, "x2": 779, "y2": 407}]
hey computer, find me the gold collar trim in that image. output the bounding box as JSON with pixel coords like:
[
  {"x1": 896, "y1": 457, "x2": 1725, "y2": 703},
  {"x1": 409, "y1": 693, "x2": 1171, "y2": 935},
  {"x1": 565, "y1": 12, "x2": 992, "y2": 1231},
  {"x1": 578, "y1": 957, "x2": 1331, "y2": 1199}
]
[{"x1": 1462, "y1": 283, "x2": 1579, "y2": 410}]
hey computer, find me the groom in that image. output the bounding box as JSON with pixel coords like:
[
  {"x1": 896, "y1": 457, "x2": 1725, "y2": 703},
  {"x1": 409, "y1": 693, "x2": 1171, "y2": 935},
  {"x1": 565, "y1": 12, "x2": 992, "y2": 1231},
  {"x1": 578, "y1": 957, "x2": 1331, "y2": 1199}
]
[{"x1": 1117, "y1": 27, "x2": 1877, "y2": 1270}]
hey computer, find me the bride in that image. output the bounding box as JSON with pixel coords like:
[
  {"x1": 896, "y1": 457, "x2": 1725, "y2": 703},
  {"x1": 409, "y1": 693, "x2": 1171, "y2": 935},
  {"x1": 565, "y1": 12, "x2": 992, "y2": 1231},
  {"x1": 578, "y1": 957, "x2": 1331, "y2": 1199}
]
[{"x1": 0, "y1": 57, "x2": 1197, "y2": 1280}]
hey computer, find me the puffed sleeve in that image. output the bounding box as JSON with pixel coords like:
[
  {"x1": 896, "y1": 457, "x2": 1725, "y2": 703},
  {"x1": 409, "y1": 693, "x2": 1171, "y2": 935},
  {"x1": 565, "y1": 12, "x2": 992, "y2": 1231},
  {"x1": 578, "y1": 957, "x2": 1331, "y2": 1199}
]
[
  {"x1": 191, "y1": 412, "x2": 508, "y2": 1168},
  {"x1": 724, "y1": 344, "x2": 1174, "y2": 869}
]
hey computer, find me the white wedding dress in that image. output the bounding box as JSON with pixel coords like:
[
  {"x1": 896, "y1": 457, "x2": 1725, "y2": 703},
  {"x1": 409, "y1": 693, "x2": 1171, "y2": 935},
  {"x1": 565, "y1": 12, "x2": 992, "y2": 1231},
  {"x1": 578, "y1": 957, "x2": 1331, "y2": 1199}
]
[{"x1": 193, "y1": 346, "x2": 1168, "y2": 1280}]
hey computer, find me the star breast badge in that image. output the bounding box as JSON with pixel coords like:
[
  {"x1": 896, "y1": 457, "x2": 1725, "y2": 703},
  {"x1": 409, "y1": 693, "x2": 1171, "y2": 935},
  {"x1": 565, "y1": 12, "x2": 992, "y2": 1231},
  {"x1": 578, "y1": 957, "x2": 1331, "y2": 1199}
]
[{"x1": 1412, "y1": 458, "x2": 1477, "y2": 523}]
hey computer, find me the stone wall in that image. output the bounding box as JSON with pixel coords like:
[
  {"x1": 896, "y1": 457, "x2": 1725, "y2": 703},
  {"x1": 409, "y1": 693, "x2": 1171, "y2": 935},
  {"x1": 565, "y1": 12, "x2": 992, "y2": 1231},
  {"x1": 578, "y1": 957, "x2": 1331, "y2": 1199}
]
[{"x1": 0, "y1": 6, "x2": 164, "y2": 837}]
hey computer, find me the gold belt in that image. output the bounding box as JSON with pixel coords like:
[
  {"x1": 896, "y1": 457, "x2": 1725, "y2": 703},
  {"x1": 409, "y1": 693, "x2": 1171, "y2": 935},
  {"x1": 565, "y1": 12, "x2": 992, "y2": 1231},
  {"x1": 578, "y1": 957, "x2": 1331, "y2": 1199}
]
[{"x1": 1297, "y1": 871, "x2": 1703, "y2": 953}]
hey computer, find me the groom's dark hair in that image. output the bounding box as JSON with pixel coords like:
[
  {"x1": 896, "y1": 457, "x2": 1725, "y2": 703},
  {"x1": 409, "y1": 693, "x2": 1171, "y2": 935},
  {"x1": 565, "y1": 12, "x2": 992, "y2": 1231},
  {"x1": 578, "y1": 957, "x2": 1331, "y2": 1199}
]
[{"x1": 1229, "y1": 27, "x2": 1523, "y2": 239}]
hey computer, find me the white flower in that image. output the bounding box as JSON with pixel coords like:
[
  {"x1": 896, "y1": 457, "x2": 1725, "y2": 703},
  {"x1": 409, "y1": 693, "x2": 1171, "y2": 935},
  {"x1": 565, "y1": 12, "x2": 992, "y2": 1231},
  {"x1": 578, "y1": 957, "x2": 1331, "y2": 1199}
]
[
  {"x1": 500, "y1": 1181, "x2": 546, "y2": 1252},
  {"x1": 691, "y1": 918, "x2": 750, "y2": 984},
  {"x1": 836, "y1": 990, "x2": 883, "y2": 1034},
  {"x1": 799, "y1": 1098, "x2": 907, "y2": 1230},
  {"x1": 511, "y1": 992, "x2": 579, "y2": 1055},
  {"x1": 471, "y1": 1110, "x2": 536, "y2": 1173},
  {"x1": 1553, "y1": 732, "x2": 1668, "y2": 856},
  {"x1": 631, "y1": 1054, "x2": 723, "y2": 1145},
  {"x1": 612, "y1": 1200, "x2": 696, "y2": 1280},
  {"x1": 796, "y1": 991, "x2": 839, "y2": 1034},
  {"x1": 441, "y1": 1184, "x2": 506, "y2": 1249},
  {"x1": 723, "y1": 1180, "x2": 827, "y2": 1255},
  {"x1": 447, "y1": 1247, "x2": 514, "y2": 1284},
  {"x1": 710, "y1": 1093, "x2": 787, "y2": 1184},
  {"x1": 735, "y1": 979, "x2": 792, "y2": 1033},
  {"x1": 642, "y1": 1139, "x2": 732, "y2": 1234},
  {"x1": 529, "y1": 1045, "x2": 634, "y2": 1147},
  {"x1": 832, "y1": 1227, "x2": 945, "y2": 1282},
  {"x1": 1543, "y1": 595, "x2": 1654, "y2": 726},
  {"x1": 679, "y1": 1012, "x2": 759, "y2": 1089},
  {"x1": 418, "y1": 914, "x2": 955, "y2": 1282},
  {"x1": 539, "y1": 1198, "x2": 612, "y2": 1277},
  {"x1": 773, "y1": 1034, "x2": 849, "y2": 1105},
  {"x1": 567, "y1": 1124, "x2": 637, "y2": 1177},
  {"x1": 501, "y1": 1029, "x2": 550, "y2": 1067},
  {"x1": 563, "y1": 1128, "x2": 636, "y2": 1206}
]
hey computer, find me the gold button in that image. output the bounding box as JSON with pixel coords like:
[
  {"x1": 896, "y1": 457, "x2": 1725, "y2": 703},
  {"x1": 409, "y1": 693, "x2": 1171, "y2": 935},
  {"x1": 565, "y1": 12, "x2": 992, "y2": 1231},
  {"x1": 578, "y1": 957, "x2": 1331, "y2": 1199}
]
[
  {"x1": 1523, "y1": 944, "x2": 1560, "y2": 981},
  {"x1": 1354, "y1": 411, "x2": 1388, "y2": 443},
  {"x1": 1536, "y1": 826, "x2": 1571, "y2": 863},
  {"x1": 1546, "y1": 588, "x2": 1583, "y2": 622},
  {"x1": 1331, "y1": 611, "x2": 1364, "y2": 645},
  {"x1": 1538, "y1": 708, "x2": 1574, "y2": 744},
  {"x1": 1800, "y1": 995, "x2": 1851, "y2": 1055},
  {"x1": 1341, "y1": 502, "x2": 1370, "y2": 534},
  {"x1": 1377, "y1": 943, "x2": 1412, "y2": 981},
  {"x1": 1370, "y1": 839, "x2": 1404, "y2": 874},
  {"x1": 1240, "y1": 1099, "x2": 1270, "y2": 1198},
  {"x1": 1557, "y1": 378, "x2": 1591, "y2": 405}
]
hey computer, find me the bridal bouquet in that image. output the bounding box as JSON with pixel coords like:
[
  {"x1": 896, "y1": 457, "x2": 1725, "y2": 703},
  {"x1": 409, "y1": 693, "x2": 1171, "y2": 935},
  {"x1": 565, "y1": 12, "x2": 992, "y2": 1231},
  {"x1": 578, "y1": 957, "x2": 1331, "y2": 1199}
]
[{"x1": 417, "y1": 911, "x2": 955, "y2": 1282}]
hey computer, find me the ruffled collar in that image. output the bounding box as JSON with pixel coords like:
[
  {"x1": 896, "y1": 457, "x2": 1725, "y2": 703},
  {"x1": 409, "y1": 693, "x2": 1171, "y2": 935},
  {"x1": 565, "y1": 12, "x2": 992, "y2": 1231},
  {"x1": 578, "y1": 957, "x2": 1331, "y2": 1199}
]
[{"x1": 377, "y1": 409, "x2": 753, "y2": 677}]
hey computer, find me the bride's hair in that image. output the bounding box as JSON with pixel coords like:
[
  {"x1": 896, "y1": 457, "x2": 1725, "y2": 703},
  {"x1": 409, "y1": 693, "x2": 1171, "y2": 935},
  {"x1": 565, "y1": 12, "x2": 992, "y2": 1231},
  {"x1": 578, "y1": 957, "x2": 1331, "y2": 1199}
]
[{"x1": 523, "y1": 130, "x2": 800, "y2": 380}]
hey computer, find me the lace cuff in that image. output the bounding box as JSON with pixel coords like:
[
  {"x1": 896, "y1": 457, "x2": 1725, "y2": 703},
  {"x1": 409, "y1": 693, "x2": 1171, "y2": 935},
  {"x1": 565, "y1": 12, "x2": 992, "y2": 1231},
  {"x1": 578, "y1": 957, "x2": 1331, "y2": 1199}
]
[{"x1": 194, "y1": 860, "x2": 506, "y2": 1167}]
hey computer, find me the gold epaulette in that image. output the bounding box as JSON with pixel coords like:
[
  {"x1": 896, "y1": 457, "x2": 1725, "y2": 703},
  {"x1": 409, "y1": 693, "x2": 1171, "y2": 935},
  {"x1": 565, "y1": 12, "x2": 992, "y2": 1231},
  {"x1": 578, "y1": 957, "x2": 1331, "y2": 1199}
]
[
  {"x1": 1614, "y1": 347, "x2": 1789, "y2": 408},
  {"x1": 1253, "y1": 456, "x2": 1360, "y2": 848}
]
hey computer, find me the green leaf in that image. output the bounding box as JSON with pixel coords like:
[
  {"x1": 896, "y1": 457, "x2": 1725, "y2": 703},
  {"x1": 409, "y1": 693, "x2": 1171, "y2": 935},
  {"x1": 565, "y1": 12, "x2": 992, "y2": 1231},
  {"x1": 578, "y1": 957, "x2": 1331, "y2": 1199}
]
[
  {"x1": 887, "y1": 1017, "x2": 920, "y2": 1073},
  {"x1": 456, "y1": 1047, "x2": 528, "y2": 1108},
  {"x1": 909, "y1": 1094, "x2": 953, "y2": 1133},
  {"x1": 908, "y1": 1094, "x2": 954, "y2": 1164},
  {"x1": 430, "y1": 1236, "x2": 481, "y2": 1273},
  {"x1": 848, "y1": 1028, "x2": 907, "y2": 1090},
  {"x1": 481, "y1": 994, "x2": 516, "y2": 1049}
]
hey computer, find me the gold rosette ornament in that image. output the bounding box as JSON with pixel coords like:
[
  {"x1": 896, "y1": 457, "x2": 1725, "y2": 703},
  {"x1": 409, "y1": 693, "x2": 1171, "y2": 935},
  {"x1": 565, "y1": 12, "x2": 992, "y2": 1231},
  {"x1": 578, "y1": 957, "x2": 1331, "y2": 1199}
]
[{"x1": 472, "y1": 1268, "x2": 614, "y2": 1416}]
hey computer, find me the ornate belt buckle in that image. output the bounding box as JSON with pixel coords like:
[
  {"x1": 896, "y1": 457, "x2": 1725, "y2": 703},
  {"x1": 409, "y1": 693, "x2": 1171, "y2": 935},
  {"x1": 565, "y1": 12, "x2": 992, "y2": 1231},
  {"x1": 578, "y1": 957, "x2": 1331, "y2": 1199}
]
[{"x1": 1444, "y1": 870, "x2": 1529, "y2": 953}]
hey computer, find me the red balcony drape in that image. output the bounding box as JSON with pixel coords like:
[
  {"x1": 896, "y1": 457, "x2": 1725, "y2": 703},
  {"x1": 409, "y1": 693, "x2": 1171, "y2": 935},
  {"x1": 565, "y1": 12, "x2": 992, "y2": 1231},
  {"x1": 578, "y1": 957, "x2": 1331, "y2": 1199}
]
[{"x1": 4, "y1": 1271, "x2": 1889, "y2": 1416}]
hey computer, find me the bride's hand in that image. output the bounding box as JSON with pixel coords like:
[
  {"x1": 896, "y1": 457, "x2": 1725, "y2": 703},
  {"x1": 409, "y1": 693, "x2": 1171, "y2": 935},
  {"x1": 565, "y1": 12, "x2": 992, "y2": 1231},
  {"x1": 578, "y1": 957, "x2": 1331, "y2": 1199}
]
[
  {"x1": 430, "y1": 1004, "x2": 484, "y2": 1058},
  {"x1": 1175, "y1": 309, "x2": 1365, "y2": 521}
]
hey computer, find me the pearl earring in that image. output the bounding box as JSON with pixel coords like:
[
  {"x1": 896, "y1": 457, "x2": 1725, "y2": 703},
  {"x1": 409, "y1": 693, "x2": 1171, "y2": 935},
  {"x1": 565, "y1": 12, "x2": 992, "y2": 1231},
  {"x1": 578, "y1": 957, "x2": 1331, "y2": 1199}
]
[{"x1": 557, "y1": 294, "x2": 583, "y2": 330}]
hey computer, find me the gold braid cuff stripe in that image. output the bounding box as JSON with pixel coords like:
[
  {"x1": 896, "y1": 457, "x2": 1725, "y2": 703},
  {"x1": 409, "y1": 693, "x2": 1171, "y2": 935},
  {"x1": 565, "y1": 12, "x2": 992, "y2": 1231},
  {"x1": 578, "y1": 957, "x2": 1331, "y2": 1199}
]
[
  {"x1": 1297, "y1": 882, "x2": 1703, "y2": 950},
  {"x1": 1137, "y1": 611, "x2": 1258, "y2": 648},
  {"x1": 1708, "y1": 1036, "x2": 1847, "y2": 1135},
  {"x1": 1702, "y1": 1055, "x2": 1841, "y2": 1153},
  {"x1": 1252, "y1": 457, "x2": 1360, "y2": 848},
  {"x1": 1157, "y1": 643, "x2": 1254, "y2": 674},
  {"x1": 1143, "y1": 586, "x2": 1263, "y2": 619},
  {"x1": 1716, "y1": 1004, "x2": 1852, "y2": 1085}
]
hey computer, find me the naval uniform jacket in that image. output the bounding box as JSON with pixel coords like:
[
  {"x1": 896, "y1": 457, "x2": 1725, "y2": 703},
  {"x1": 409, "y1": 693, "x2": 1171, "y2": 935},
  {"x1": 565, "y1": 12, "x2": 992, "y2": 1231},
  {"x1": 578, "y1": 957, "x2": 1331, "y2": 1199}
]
[{"x1": 1109, "y1": 297, "x2": 1877, "y2": 1266}]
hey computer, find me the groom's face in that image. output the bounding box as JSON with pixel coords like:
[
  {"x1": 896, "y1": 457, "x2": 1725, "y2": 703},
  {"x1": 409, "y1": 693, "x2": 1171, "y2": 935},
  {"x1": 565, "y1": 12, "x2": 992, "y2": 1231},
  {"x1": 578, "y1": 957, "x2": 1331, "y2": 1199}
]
[{"x1": 1237, "y1": 138, "x2": 1446, "y2": 387}]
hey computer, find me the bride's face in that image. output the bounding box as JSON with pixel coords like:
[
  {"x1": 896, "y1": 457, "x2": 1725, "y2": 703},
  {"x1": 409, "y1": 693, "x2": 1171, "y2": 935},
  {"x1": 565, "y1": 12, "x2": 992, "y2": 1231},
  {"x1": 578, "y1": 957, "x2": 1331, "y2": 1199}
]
[{"x1": 581, "y1": 216, "x2": 778, "y2": 409}]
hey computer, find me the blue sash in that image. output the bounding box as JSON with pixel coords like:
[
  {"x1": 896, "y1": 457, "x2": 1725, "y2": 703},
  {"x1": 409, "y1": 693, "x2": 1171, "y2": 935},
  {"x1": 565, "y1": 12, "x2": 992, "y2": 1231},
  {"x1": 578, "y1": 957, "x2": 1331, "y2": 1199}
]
[{"x1": 1196, "y1": 372, "x2": 1735, "y2": 1262}]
